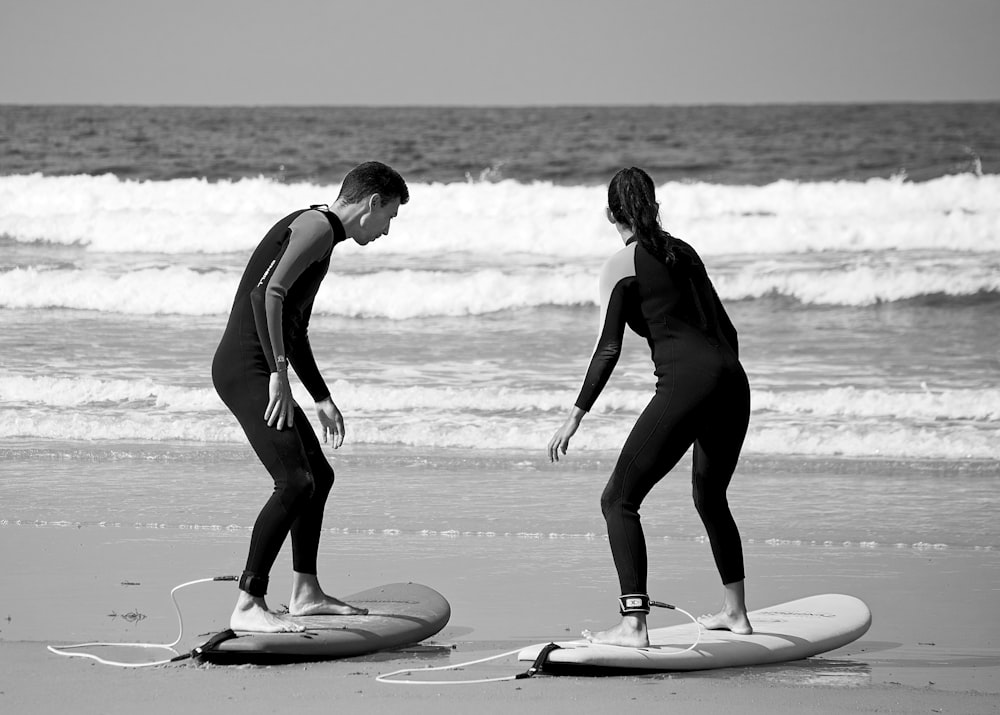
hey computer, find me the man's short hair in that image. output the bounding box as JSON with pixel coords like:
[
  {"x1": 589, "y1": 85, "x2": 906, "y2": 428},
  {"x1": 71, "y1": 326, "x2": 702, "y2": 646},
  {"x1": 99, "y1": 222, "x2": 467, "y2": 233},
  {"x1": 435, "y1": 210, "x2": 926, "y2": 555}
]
[{"x1": 338, "y1": 161, "x2": 409, "y2": 205}]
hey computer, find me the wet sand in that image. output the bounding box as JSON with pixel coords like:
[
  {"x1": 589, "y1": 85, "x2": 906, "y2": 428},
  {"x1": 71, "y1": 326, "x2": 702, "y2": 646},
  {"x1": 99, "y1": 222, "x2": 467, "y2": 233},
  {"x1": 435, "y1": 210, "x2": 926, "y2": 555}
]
[{"x1": 2, "y1": 523, "x2": 997, "y2": 713}]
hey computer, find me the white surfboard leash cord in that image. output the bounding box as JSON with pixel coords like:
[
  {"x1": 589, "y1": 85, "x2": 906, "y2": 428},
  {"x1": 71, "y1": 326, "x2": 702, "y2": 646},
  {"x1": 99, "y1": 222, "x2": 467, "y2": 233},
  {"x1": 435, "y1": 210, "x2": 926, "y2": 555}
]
[
  {"x1": 46, "y1": 580, "x2": 702, "y2": 678},
  {"x1": 46, "y1": 575, "x2": 238, "y2": 668},
  {"x1": 375, "y1": 599, "x2": 703, "y2": 685}
]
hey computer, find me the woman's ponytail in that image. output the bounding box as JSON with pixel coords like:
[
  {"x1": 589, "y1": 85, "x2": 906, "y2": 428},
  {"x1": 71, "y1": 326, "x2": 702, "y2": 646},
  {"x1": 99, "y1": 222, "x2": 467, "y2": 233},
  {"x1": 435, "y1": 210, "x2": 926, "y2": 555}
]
[{"x1": 608, "y1": 167, "x2": 676, "y2": 264}]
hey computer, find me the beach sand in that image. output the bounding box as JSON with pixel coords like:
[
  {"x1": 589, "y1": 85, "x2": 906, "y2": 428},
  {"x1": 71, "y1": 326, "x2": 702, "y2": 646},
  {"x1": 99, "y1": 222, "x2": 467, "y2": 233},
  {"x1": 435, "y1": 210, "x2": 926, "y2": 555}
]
[{"x1": 2, "y1": 523, "x2": 997, "y2": 714}]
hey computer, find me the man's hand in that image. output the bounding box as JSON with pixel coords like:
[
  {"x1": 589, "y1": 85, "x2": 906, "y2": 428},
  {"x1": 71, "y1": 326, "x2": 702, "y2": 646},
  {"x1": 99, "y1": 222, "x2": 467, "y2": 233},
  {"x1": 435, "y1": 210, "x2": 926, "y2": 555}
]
[
  {"x1": 264, "y1": 370, "x2": 295, "y2": 430},
  {"x1": 317, "y1": 397, "x2": 345, "y2": 449}
]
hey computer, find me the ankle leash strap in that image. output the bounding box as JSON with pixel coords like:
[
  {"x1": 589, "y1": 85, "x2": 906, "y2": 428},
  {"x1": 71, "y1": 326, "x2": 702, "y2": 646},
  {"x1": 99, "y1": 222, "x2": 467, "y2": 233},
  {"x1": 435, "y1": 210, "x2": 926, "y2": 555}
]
[{"x1": 619, "y1": 594, "x2": 677, "y2": 615}]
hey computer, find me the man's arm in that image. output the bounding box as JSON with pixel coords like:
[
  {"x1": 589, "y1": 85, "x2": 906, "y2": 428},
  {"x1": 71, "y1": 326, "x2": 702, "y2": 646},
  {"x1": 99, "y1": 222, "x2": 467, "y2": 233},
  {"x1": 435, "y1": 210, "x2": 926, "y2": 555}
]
[{"x1": 250, "y1": 211, "x2": 333, "y2": 429}]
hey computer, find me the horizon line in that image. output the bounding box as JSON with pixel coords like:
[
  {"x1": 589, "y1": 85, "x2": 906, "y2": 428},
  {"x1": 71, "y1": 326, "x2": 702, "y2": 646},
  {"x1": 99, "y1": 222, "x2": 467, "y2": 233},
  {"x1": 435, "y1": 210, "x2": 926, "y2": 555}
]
[{"x1": 3, "y1": 98, "x2": 1000, "y2": 110}]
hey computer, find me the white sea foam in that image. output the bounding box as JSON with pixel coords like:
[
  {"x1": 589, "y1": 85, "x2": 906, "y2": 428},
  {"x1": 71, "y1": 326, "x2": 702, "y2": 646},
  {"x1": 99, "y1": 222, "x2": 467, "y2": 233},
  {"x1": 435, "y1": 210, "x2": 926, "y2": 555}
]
[
  {"x1": 5, "y1": 375, "x2": 997, "y2": 422},
  {"x1": 0, "y1": 375, "x2": 223, "y2": 410},
  {"x1": 2, "y1": 375, "x2": 996, "y2": 459},
  {"x1": 2, "y1": 172, "x2": 997, "y2": 256},
  {"x1": 3, "y1": 171, "x2": 996, "y2": 314},
  {"x1": 753, "y1": 385, "x2": 1000, "y2": 422},
  {"x1": 1, "y1": 407, "x2": 995, "y2": 459},
  {"x1": 724, "y1": 254, "x2": 1000, "y2": 306},
  {"x1": 1, "y1": 257, "x2": 996, "y2": 315},
  {"x1": 4, "y1": 172, "x2": 996, "y2": 463}
]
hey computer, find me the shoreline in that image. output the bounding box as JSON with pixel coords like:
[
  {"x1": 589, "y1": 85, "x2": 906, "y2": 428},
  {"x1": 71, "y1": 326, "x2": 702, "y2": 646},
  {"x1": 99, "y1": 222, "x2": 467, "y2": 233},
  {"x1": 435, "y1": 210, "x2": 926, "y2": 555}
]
[
  {"x1": 2, "y1": 520, "x2": 994, "y2": 555},
  {"x1": 3, "y1": 445, "x2": 996, "y2": 552},
  {"x1": 4, "y1": 440, "x2": 999, "y2": 468}
]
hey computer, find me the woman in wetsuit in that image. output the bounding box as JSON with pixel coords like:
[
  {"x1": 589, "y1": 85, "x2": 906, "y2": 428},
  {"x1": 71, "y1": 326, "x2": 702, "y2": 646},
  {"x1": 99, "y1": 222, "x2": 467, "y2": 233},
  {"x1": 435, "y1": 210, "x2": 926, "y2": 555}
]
[
  {"x1": 213, "y1": 161, "x2": 408, "y2": 633},
  {"x1": 548, "y1": 167, "x2": 752, "y2": 646}
]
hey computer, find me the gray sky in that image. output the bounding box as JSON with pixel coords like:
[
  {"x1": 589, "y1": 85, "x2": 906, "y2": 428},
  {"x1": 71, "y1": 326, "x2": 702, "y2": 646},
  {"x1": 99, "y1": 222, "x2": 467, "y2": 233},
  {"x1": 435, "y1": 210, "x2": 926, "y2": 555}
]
[{"x1": 2, "y1": 0, "x2": 997, "y2": 105}]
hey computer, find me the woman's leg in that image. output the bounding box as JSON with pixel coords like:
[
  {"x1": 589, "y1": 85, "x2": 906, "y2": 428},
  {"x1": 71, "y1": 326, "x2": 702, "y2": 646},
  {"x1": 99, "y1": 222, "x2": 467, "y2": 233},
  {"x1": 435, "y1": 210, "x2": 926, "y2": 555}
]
[
  {"x1": 586, "y1": 390, "x2": 699, "y2": 646},
  {"x1": 692, "y1": 367, "x2": 753, "y2": 634},
  {"x1": 601, "y1": 391, "x2": 698, "y2": 595}
]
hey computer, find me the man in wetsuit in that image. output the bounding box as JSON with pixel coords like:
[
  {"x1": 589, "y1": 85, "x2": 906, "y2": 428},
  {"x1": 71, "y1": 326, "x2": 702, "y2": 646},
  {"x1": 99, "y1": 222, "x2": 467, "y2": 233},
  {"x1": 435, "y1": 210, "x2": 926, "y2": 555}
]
[{"x1": 213, "y1": 161, "x2": 408, "y2": 633}]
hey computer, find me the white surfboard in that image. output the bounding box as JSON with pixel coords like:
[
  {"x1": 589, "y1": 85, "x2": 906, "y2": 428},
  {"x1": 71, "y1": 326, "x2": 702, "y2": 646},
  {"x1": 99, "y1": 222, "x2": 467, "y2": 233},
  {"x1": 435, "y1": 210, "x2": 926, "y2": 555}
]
[
  {"x1": 517, "y1": 593, "x2": 871, "y2": 672},
  {"x1": 198, "y1": 582, "x2": 450, "y2": 664}
]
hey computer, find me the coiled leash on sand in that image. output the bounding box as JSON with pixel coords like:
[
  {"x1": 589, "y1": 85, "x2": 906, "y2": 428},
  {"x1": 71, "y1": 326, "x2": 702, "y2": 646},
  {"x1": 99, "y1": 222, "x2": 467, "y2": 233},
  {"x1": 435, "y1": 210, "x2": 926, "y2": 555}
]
[
  {"x1": 47, "y1": 575, "x2": 239, "y2": 668},
  {"x1": 375, "y1": 595, "x2": 702, "y2": 685}
]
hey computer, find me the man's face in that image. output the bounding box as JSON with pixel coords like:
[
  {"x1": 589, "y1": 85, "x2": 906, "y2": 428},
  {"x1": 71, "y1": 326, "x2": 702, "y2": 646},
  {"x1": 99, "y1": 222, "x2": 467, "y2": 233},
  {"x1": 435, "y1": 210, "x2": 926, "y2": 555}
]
[{"x1": 355, "y1": 195, "x2": 401, "y2": 245}]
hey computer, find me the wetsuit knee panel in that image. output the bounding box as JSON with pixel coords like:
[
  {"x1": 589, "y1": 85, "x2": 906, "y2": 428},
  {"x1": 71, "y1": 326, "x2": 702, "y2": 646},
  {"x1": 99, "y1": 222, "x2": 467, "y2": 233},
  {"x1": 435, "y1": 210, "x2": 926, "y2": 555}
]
[
  {"x1": 308, "y1": 461, "x2": 335, "y2": 498},
  {"x1": 601, "y1": 484, "x2": 642, "y2": 519},
  {"x1": 600, "y1": 481, "x2": 623, "y2": 516},
  {"x1": 692, "y1": 487, "x2": 729, "y2": 515},
  {"x1": 278, "y1": 469, "x2": 316, "y2": 511}
]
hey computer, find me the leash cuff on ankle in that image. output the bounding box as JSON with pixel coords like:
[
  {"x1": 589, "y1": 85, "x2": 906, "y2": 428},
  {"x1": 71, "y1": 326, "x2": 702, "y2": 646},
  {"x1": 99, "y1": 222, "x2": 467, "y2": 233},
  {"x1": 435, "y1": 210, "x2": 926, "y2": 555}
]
[
  {"x1": 619, "y1": 594, "x2": 650, "y2": 615},
  {"x1": 619, "y1": 594, "x2": 678, "y2": 615}
]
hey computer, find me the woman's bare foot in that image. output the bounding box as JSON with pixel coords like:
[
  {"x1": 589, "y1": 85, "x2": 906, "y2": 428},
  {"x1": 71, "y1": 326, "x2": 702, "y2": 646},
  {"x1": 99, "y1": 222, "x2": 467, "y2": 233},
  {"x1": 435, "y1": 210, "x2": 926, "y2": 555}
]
[
  {"x1": 697, "y1": 610, "x2": 753, "y2": 635},
  {"x1": 698, "y1": 580, "x2": 753, "y2": 636},
  {"x1": 699, "y1": 580, "x2": 753, "y2": 634},
  {"x1": 230, "y1": 594, "x2": 305, "y2": 633},
  {"x1": 288, "y1": 572, "x2": 369, "y2": 617},
  {"x1": 582, "y1": 614, "x2": 649, "y2": 647}
]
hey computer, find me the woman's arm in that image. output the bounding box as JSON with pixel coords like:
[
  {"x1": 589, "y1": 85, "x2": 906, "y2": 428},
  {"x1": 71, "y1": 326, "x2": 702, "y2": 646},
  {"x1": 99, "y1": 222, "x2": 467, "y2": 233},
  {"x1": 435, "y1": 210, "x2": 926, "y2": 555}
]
[{"x1": 550, "y1": 247, "x2": 634, "y2": 460}]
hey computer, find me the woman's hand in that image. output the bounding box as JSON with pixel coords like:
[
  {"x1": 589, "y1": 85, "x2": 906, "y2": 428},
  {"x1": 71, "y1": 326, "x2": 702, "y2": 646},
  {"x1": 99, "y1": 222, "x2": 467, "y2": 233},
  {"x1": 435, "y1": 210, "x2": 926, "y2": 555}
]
[
  {"x1": 548, "y1": 408, "x2": 586, "y2": 462},
  {"x1": 264, "y1": 370, "x2": 295, "y2": 430},
  {"x1": 317, "y1": 397, "x2": 345, "y2": 449}
]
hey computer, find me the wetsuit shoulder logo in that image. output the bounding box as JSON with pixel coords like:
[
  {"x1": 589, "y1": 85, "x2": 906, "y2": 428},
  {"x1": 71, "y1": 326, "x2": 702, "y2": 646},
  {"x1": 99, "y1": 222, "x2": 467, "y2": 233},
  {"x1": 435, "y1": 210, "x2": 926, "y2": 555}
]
[{"x1": 257, "y1": 259, "x2": 277, "y2": 288}]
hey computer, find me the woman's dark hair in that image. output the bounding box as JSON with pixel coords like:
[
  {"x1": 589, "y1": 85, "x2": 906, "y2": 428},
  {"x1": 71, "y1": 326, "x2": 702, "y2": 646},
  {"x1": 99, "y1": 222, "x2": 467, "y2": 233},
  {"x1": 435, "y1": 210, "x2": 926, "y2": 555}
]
[
  {"x1": 608, "y1": 167, "x2": 676, "y2": 263},
  {"x1": 338, "y1": 161, "x2": 410, "y2": 206}
]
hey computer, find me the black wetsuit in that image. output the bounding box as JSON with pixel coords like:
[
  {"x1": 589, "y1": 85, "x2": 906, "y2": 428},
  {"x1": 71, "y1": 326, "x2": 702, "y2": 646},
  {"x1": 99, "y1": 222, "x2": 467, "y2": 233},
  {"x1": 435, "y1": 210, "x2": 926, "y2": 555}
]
[
  {"x1": 575, "y1": 237, "x2": 750, "y2": 596},
  {"x1": 212, "y1": 207, "x2": 347, "y2": 597}
]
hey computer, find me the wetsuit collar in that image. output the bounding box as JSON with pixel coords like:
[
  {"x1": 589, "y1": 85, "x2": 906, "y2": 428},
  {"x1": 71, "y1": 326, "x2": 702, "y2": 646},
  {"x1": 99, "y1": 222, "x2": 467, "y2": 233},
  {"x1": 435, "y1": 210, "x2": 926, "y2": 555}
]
[{"x1": 310, "y1": 204, "x2": 348, "y2": 245}]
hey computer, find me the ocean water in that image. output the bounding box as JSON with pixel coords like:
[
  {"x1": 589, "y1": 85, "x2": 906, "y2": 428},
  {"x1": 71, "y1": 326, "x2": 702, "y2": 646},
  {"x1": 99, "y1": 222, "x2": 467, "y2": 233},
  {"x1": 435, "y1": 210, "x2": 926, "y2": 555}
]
[{"x1": 1, "y1": 104, "x2": 998, "y2": 551}]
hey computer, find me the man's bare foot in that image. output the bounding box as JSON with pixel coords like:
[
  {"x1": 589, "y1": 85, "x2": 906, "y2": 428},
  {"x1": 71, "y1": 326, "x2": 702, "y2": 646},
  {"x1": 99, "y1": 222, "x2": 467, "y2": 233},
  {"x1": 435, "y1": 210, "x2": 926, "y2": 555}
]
[
  {"x1": 698, "y1": 610, "x2": 753, "y2": 635},
  {"x1": 582, "y1": 615, "x2": 649, "y2": 647},
  {"x1": 288, "y1": 594, "x2": 368, "y2": 617},
  {"x1": 289, "y1": 572, "x2": 368, "y2": 617},
  {"x1": 230, "y1": 597, "x2": 305, "y2": 633}
]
